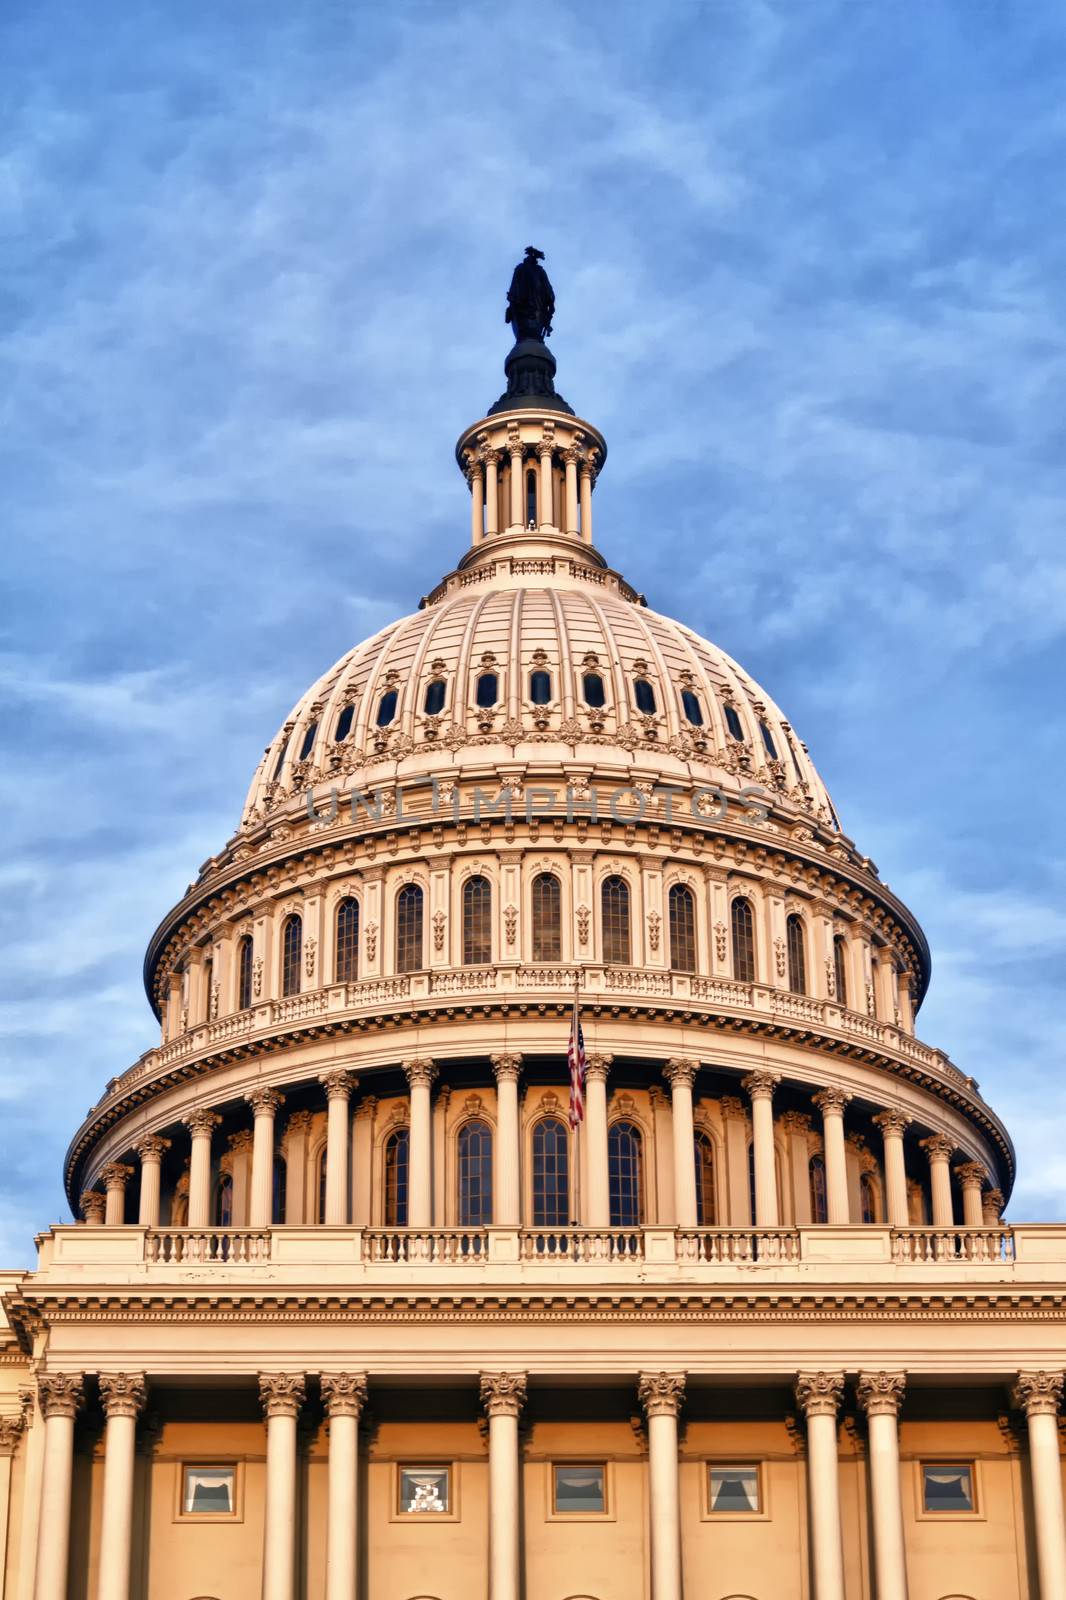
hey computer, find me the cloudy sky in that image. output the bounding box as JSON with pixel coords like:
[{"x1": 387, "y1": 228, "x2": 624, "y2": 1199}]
[{"x1": 2, "y1": 0, "x2": 1065, "y2": 1261}]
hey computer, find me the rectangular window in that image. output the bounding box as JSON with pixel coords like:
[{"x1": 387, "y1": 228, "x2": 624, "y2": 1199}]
[
  {"x1": 181, "y1": 1463, "x2": 236, "y2": 1517},
  {"x1": 553, "y1": 1463, "x2": 606, "y2": 1514},
  {"x1": 921, "y1": 1462, "x2": 975, "y2": 1513},
  {"x1": 399, "y1": 1465, "x2": 451, "y2": 1515},
  {"x1": 708, "y1": 1463, "x2": 761, "y2": 1514}
]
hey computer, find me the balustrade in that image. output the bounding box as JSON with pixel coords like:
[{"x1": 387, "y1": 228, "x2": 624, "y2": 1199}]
[{"x1": 891, "y1": 1226, "x2": 1015, "y2": 1263}]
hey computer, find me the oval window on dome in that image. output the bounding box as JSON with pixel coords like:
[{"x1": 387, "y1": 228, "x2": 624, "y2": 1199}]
[
  {"x1": 759, "y1": 720, "x2": 778, "y2": 760},
  {"x1": 582, "y1": 673, "x2": 606, "y2": 709},
  {"x1": 298, "y1": 721, "x2": 318, "y2": 761},
  {"x1": 424, "y1": 680, "x2": 446, "y2": 716},
  {"x1": 529, "y1": 670, "x2": 551, "y2": 705},
  {"x1": 333, "y1": 704, "x2": 354, "y2": 742},
  {"x1": 475, "y1": 672, "x2": 498, "y2": 708},
  {"x1": 681, "y1": 689, "x2": 703, "y2": 726},
  {"x1": 724, "y1": 703, "x2": 744, "y2": 741},
  {"x1": 271, "y1": 737, "x2": 289, "y2": 781},
  {"x1": 634, "y1": 679, "x2": 656, "y2": 715},
  {"x1": 376, "y1": 690, "x2": 398, "y2": 727}
]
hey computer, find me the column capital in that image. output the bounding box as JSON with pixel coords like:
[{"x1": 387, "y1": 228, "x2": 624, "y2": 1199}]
[
  {"x1": 813, "y1": 1088, "x2": 852, "y2": 1116},
  {"x1": 856, "y1": 1371, "x2": 906, "y2": 1418},
  {"x1": 321, "y1": 1372, "x2": 368, "y2": 1419},
  {"x1": 983, "y1": 1187, "x2": 1005, "y2": 1221},
  {"x1": 99, "y1": 1373, "x2": 147, "y2": 1420},
  {"x1": 228, "y1": 1129, "x2": 255, "y2": 1155},
  {"x1": 872, "y1": 1108, "x2": 911, "y2": 1138},
  {"x1": 402, "y1": 1057, "x2": 438, "y2": 1090},
  {"x1": 1014, "y1": 1370, "x2": 1064, "y2": 1418},
  {"x1": 795, "y1": 1370, "x2": 845, "y2": 1419},
  {"x1": 100, "y1": 1162, "x2": 134, "y2": 1191},
  {"x1": 490, "y1": 1053, "x2": 524, "y2": 1083},
  {"x1": 638, "y1": 1371, "x2": 686, "y2": 1419},
  {"x1": 742, "y1": 1070, "x2": 781, "y2": 1103},
  {"x1": 246, "y1": 1086, "x2": 285, "y2": 1115},
  {"x1": 780, "y1": 1111, "x2": 812, "y2": 1137},
  {"x1": 258, "y1": 1373, "x2": 306, "y2": 1419},
  {"x1": 319, "y1": 1069, "x2": 358, "y2": 1102},
  {"x1": 719, "y1": 1095, "x2": 748, "y2": 1123},
  {"x1": 584, "y1": 1052, "x2": 613, "y2": 1083},
  {"x1": 37, "y1": 1373, "x2": 84, "y2": 1421},
  {"x1": 919, "y1": 1133, "x2": 955, "y2": 1163},
  {"x1": 480, "y1": 1372, "x2": 527, "y2": 1419},
  {"x1": 954, "y1": 1160, "x2": 987, "y2": 1191},
  {"x1": 80, "y1": 1190, "x2": 106, "y2": 1224},
  {"x1": 663, "y1": 1058, "x2": 698, "y2": 1091},
  {"x1": 134, "y1": 1135, "x2": 171, "y2": 1164},
  {"x1": 183, "y1": 1108, "x2": 222, "y2": 1137},
  {"x1": 0, "y1": 1413, "x2": 26, "y2": 1455},
  {"x1": 285, "y1": 1109, "x2": 315, "y2": 1138}
]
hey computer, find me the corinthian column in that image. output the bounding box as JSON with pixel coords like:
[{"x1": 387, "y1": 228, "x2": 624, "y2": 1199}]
[
  {"x1": 919, "y1": 1134, "x2": 955, "y2": 1225},
  {"x1": 34, "y1": 1373, "x2": 83, "y2": 1600},
  {"x1": 857, "y1": 1372, "x2": 908, "y2": 1600},
  {"x1": 813, "y1": 1090, "x2": 851, "y2": 1224},
  {"x1": 101, "y1": 1164, "x2": 133, "y2": 1227},
  {"x1": 796, "y1": 1371, "x2": 846, "y2": 1600},
  {"x1": 638, "y1": 1372, "x2": 685, "y2": 1600},
  {"x1": 183, "y1": 1109, "x2": 221, "y2": 1228},
  {"x1": 402, "y1": 1059, "x2": 437, "y2": 1228},
  {"x1": 319, "y1": 1071, "x2": 357, "y2": 1225},
  {"x1": 491, "y1": 1054, "x2": 523, "y2": 1227},
  {"x1": 246, "y1": 1088, "x2": 285, "y2": 1228},
  {"x1": 742, "y1": 1072, "x2": 780, "y2": 1226},
  {"x1": 664, "y1": 1060, "x2": 698, "y2": 1228},
  {"x1": 1015, "y1": 1371, "x2": 1066, "y2": 1600},
  {"x1": 134, "y1": 1136, "x2": 170, "y2": 1227},
  {"x1": 0, "y1": 1410, "x2": 27, "y2": 1598},
  {"x1": 584, "y1": 1054, "x2": 612, "y2": 1227},
  {"x1": 81, "y1": 1189, "x2": 106, "y2": 1225},
  {"x1": 480, "y1": 1374, "x2": 527, "y2": 1600},
  {"x1": 954, "y1": 1161, "x2": 987, "y2": 1227},
  {"x1": 96, "y1": 1374, "x2": 146, "y2": 1600},
  {"x1": 258, "y1": 1374, "x2": 305, "y2": 1600},
  {"x1": 321, "y1": 1374, "x2": 367, "y2": 1600},
  {"x1": 872, "y1": 1110, "x2": 910, "y2": 1227}
]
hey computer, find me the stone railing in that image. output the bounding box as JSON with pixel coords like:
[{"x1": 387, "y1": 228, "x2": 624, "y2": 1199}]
[
  {"x1": 143, "y1": 1228, "x2": 272, "y2": 1264},
  {"x1": 364, "y1": 1228, "x2": 488, "y2": 1263},
  {"x1": 676, "y1": 1228, "x2": 801, "y2": 1264},
  {"x1": 518, "y1": 1227, "x2": 643, "y2": 1262},
  {"x1": 890, "y1": 1226, "x2": 1016, "y2": 1264}
]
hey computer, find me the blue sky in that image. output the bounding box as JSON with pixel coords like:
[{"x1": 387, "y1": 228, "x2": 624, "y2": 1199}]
[{"x1": 2, "y1": 0, "x2": 1066, "y2": 1261}]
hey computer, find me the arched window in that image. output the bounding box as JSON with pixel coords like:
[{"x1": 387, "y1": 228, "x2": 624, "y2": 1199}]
[
  {"x1": 786, "y1": 914, "x2": 807, "y2": 995},
  {"x1": 601, "y1": 876, "x2": 630, "y2": 965},
  {"x1": 384, "y1": 1128, "x2": 409, "y2": 1226},
  {"x1": 526, "y1": 468, "x2": 537, "y2": 526},
  {"x1": 281, "y1": 915, "x2": 302, "y2": 998},
  {"x1": 272, "y1": 1155, "x2": 287, "y2": 1225},
  {"x1": 694, "y1": 1132, "x2": 717, "y2": 1225},
  {"x1": 531, "y1": 873, "x2": 562, "y2": 963},
  {"x1": 298, "y1": 720, "x2": 318, "y2": 761},
  {"x1": 462, "y1": 876, "x2": 492, "y2": 965},
  {"x1": 396, "y1": 885, "x2": 424, "y2": 974},
  {"x1": 833, "y1": 935, "x2": 849, "y2": 1006},
  {"x1": 376, "y1": 689, "x2": 397, "y2": 727},
  {"x1": 334, "y1": 897, "x2": 360, "y2": 983},
  {"x1": 723, "y1": 703, "x2": 744, "y2": 741},
  {"x1": 860, "y1": 1171, "x2": 877, "y2": 1224},
  {"x1": 760, "y1": 719, "x2": 778, "y2": 760},
  {"x1": 237, "y1": 935, "x2": 253, "y2": 1011},
  {"x1": 582, "y1": 672, "x2": 606, "y2": 708},
  {"x1": 316, "y1": 1147, "x2": 327, "y2": 1224},
  {"x1": 731, "y1": 898, "x2": 755, "y2": 983},
  {"x1": 668, "y1": 884, "x2": 697, "y2": 973},
  {"x1": 424, "y1": 680, "x2": 446, "y2": 716},
  {"x1": 634, "y1": 678, "x2": 656, "y2": 714},
  {"x1": 681, "y1": 689, "x2": 704, "y2": 726},
  {"x1": 532, "y1": 1118, "x2": 570, "y2": 1227},
  {"x1": 529, "y1": 670, "x2": 551, "y2": 704},
  {"x1": 271, "y1": 737, "x2": 289, "y2": 781},
  {"x1": 333, "y1": 703, "x2": 354, "y2": 742},
  {"x1": 475, "y1": 673, "x2": 498, "y2": 709},
  {"x1": 809, "y1": 1155, "x2": 828, "y2": 1224},
  {"x1": 608, "y1": 1122, "x2": 643, "y2": 1227},
  {"x1": 457, "y1": 1121, "x2": 493, "y2": 1227},
  {"x1": 215, "y1": 1173, "x2": 233, "y2": 1228}
]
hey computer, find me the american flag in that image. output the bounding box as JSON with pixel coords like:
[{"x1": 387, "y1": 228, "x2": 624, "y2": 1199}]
[{"x1": 567, "y1": 990, "x2": 586, "y2": 1129}]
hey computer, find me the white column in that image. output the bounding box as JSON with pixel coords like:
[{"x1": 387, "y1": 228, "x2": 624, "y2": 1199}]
[
  {"x1": 664, "y1": 1060, "x2": 698, "y2": 1227},
  {"x1": 857, "y1": 1372, "x2": 908, "y2": 1600},
  {"x1": 258, "y1": 1375, "x2": 305, "y2": 1600},
  {"x1": 80, "y1": 1190, "x2": 106, "y2": 1225},
  {"x1": 403, "y1": 1058, "x2": 437, "y2": 1228},
  {"x1": 246, "y1": 1088, "x2": 284, "y2": 1228},
  {"x1": 101, "y1": 1163, "x2": 133, "y2": 1227},
  {"x1": 579, "y1": 460, "x2": 594, "y2": 543},
  {"x1": 983, "y1": 1187, "x2": 1005, "y2": 1225},
  {"x1": 872, "y1": 1111, "x2": 910, "y2": 1227},
  {"x1": 813, "y1": 1090, "x2": 851, "y2": 1224},
  {"x1": 491, "y1": 1054, "x2": 523, "y2": 1227},
  {"x1": 480, "y1": 1374, "x2": 526, "y2": 1600},
  {"x1": 183, "y1": 1109, "x2": 221, "y2": 1228},
  {"x1": 33, "y1": 1375, "x2": 83, "y2": 1600},
  {"x1": 96, "y1": 1375, "x2": 146, "y2": 1600},
  {"x1": 0, "y1": 1411, "x2": 26, "y2": 1600},
  {"x1": 468, "y1": 457, "x2": 485, "y2": 544},
  {"x1": 920, "y1": 1134, "x2": 955, "y2": 1225},
  {"x1": 508, "y1": 432, "x2": 524, "y2": 529},
  {"x1": 484, "y1": 449, "x2": 500, "y2": 536},
  {"x1": 742, "y1": 1072, "x2": 780, "y2": 1227},
  {"x1": 955, "y1": 1161, "x2": 987, "y2": 1227},
  {"x1": 1015, "y1": 1371, "x2": 1066, "y2": 1600},
  {"x1": 720, "y1": 1096, "x2": 751, "y2": 1225},
  {"x1": 538, "y1": 434, "x2": 554, "y2": 529},
  {"x1": 563, "y1": 445, "x2": 579, "y2": 534},
  {"x1": 134, "y1": 1137, "x2": 170, "y2": 1228},
  {"x1": 584, "y1": 1054, "x2": 612, "y2": 1227},
  {"x1": 796, "y1": 1372, "x2": 846, "y2": 1600},
  {"x1": 319, "y1": 1071, "x2": 357, "y2": 1225},
  {"x1": 638, "y1": 1373, "x2": 684, "y2": 1600},
  {"x1": 321, "y1": 1374, "x2": 367, "y2": 1600}
]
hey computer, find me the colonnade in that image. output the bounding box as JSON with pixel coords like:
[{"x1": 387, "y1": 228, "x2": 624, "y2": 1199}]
[{"x1": 29, "y1": 1367, "x2": 1066, "y2": 1600}]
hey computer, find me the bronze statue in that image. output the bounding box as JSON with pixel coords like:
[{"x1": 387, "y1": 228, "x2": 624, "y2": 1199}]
[{"x1": 505, "y1": 246, "x2": 555, "y2": 342}]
